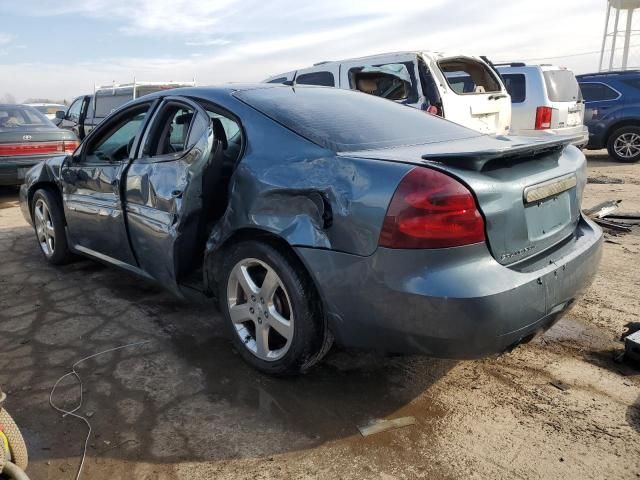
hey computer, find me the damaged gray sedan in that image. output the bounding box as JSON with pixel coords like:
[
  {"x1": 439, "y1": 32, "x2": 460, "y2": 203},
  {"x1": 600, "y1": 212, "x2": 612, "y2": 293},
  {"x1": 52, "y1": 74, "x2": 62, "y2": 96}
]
[{"x1": 19, "y1": 85, "x2": 603, "y2": 375}]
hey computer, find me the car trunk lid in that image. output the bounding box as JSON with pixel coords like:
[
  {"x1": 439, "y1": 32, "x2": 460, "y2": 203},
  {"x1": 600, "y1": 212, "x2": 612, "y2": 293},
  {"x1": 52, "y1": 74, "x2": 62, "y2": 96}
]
[
  {"x1": 342, "y1": 135, "x2": 587, "y2": 265},
  {"x1": 0, "y1": 128, "x2": 78, "y2": 157}
]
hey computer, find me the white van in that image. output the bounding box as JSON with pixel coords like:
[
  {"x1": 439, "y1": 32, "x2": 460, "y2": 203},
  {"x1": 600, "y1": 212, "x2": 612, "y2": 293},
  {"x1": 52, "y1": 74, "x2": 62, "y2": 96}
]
[
  {"x1": 265, "y1": 51, "x2": 512, "y2": 135},
  {"x1": 496, "y1": 63, "x2": 588, "y2": 146}
]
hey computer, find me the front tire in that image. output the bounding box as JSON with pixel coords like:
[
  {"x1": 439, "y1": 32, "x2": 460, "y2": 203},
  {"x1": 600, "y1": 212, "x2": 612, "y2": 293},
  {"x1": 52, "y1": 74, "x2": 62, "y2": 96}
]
[
  {"x1": 218, "y1": 240, "x2": 328, "y2": 376},
  {"x1": 31, "y1": 189, "x2": 72, "y2": 265},
  {"x1": 607, "y1": 126, "x2": 640, "y2": 162}
]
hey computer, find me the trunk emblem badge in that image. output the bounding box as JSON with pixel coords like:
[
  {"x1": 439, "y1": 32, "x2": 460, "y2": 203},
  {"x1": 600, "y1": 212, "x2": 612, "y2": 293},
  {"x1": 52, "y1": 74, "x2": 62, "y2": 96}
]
[{"x1": 22, "y1": 135, "x2": 32, "y2": 141}]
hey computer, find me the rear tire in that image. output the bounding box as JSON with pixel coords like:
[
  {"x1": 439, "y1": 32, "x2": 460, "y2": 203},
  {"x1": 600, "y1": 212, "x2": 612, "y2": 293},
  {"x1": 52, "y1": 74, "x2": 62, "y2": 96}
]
[
  {"x1": 607, "y1": 126, "x2": 640, "y2": 163},
  {"x1": 218, "y1": 240, "x2": 328, "y2": 376},
  {"x1": 31, "y1": 189, "x2": 73, "y2": 265}
]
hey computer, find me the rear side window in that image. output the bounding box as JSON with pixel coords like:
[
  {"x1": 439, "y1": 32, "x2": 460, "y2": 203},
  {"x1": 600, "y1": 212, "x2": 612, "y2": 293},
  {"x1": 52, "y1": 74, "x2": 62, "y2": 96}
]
[
  {"x1": 579, "y1": 82, "x2": 619, "y2": 102},
  {"x1": 296, "y1": 71, "x2": 335, "y2": 87},
  {"x1": 267, "y1": 76, "x2": 288, "y2": 84},
  {"x1": 622, "y1": 78, "x2": 640, "y2": 90},
  {"x1": 438, "y1": 58, "x2": 501, "y2": 94},
  {"x1": 543, "y1": 70, "x2": 581, "y2": 102},
  {"x1": 501, "y1": 74, "x2": 526, "y2": 103},
  {"x1": 235, "y1": 86, "x2": 478, "y2": 152}
]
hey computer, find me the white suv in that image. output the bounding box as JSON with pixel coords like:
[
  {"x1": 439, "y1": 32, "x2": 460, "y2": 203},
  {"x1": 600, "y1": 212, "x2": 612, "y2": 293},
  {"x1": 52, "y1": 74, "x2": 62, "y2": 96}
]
[
  {"x1": 265, "y1": 51, "x2": 512, "y2": 136},
  {"x1": 496, "y1": 63, "x2": 588, "y2": 146}
]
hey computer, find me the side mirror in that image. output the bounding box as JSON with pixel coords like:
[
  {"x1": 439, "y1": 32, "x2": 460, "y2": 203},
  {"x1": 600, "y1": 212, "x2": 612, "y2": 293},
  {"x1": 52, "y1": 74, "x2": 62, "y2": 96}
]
[{"x1": 56, "y1": 110, "x2": 66, "y2": 120}]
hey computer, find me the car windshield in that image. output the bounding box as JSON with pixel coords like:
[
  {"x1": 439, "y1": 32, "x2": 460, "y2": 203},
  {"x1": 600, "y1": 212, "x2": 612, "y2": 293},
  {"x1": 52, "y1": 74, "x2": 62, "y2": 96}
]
[
  {"x1": 543, "y1": 70, "x2": 581, "y2": 102},
  {"x1": 0, "y1": 105, "x2": 55, "y2": 132},
  {"x1": 235, "y1": 86, "x2": 479, "y2": 152}
]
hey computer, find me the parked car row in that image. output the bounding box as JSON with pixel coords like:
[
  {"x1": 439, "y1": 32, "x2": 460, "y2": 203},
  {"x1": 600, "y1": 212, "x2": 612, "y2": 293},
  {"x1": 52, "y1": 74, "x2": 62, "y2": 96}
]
[{"x1": 265, "y1": 51, "x2": 590, "y2": 148}]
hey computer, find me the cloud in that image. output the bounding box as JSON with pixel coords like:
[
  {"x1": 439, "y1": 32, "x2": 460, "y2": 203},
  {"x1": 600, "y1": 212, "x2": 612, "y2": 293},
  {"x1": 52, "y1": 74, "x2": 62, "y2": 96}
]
[
  {"x1": 0, "y1": 33, "x2": 13, "y2": 46},
  {"x1": 0, "y1": 0, "x2": 611, "y2": 100},
  {"x1": 185, "y1": 38, "x2": 232, "y2": 47}
]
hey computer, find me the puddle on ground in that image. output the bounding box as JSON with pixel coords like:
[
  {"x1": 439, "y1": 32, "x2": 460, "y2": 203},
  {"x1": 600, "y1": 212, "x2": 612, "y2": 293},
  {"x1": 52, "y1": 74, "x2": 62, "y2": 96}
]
[{"x1": 538, "y1": 316, "x2": 616, "y2": 350}]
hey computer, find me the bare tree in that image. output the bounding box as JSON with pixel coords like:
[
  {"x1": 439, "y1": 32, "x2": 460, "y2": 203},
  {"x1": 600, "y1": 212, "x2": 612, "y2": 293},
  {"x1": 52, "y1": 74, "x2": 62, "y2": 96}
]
[{"x1": 1, "y1": 93, "x2": 17, "y2": 104}]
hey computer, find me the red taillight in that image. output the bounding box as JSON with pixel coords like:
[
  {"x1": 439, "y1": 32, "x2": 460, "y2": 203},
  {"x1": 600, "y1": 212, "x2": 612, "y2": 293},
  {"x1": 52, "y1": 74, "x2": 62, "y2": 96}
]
[
  {"x1": 0, "y1": 140, "x2": 78, "y2": 157},
  {"x1": 535, "y1": 106, "x2": 553, "y2": 130},
  {"x1": 379, "y1": 167, "x2": 485, "y2": 249},
  {"x1": 62, "y1": 139, "x2": 80, "y2": 154}
]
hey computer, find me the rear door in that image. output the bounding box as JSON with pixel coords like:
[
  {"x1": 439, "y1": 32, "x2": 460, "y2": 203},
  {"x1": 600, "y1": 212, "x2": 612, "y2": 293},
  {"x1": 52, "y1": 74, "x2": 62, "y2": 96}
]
[
  {"x1": 434, "y1": 56, "x2": 511, "y2": 135},
  {"x1": 60, "y1": 101, "x2": 155, "y2": 265},
  {"x1": 579, "y1": 81, "x2": 621, "y2": 123},
  {"x1": 124, "y1": 96, "x2": 216, "y2": 286}
]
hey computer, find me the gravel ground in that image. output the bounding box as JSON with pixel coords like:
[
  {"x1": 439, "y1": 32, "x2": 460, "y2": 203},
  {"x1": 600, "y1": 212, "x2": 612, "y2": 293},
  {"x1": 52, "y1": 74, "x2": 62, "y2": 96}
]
[{"x1": 0, "y1": 150, "x2": 638, "y2": 480}]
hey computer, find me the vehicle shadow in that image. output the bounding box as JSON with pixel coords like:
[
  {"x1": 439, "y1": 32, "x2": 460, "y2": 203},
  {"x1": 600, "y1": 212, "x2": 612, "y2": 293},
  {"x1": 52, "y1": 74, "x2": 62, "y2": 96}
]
[
  {"x1": 0, "y1": 222, "x2": 455, "y2": 471},
  {"x1": 629, "y1": 394, "x2": 640, "y2": 434}
]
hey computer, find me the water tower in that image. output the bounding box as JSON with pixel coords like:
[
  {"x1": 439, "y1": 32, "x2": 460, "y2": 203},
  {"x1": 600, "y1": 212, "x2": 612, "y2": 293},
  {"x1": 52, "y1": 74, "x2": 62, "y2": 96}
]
[{"x1": 599, "y1": 0, "x2": 640, "y2": 71}]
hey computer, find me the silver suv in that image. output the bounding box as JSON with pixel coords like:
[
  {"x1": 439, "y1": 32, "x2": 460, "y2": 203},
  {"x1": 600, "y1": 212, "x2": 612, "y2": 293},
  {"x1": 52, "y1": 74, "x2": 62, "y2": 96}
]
[{"x1": 497, "y1": 63, "x2": 588, "y2": 146}]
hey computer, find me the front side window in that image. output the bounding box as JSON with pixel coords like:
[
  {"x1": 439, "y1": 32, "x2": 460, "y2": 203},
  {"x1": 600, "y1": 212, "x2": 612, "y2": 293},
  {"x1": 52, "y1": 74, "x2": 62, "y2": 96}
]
[
  {"x1": 579, "y1": 82, "x2": 619, "y2": 102},
  {"x1": 502, "y1": 73, "x2": 526, "y2": 103},
  {"x1": 85, "y1": 106, "x2": 149, "y2": 163},
  {"x1": 296, "y1": 71, "x2": 335, "y2": 87},
  {"x1": 438, "y1": 58, "x2": 501, "y2": 94}
]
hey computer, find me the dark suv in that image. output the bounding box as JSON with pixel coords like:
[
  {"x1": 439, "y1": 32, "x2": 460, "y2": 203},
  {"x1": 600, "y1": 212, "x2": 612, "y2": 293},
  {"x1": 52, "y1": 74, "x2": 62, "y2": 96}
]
[{"x1": 577, "y1": 70, "x2": 640, "y2": 162}]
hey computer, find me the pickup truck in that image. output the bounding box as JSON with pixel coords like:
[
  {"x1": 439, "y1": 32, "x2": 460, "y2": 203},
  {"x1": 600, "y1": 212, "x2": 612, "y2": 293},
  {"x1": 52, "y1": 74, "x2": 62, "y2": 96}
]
[{"x1": 55, "y1": 81, "x2": 195, "y2": 139}]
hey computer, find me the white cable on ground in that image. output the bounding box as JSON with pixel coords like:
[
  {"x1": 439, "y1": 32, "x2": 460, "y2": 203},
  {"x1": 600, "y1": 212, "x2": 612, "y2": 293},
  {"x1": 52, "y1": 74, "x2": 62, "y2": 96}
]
[{"x1": 49, "y1": 340, "x2": 151, "y2": 480}]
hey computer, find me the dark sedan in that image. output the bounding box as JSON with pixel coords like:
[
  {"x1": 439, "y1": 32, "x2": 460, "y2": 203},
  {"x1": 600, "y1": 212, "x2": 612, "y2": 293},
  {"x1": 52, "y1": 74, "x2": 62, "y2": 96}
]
[
  {"x1": 19, "y1": 85, "x2": 602, "y2": 375},
  {"x1": 0, "y1": 104, "x2": 79, "y2": 185}
]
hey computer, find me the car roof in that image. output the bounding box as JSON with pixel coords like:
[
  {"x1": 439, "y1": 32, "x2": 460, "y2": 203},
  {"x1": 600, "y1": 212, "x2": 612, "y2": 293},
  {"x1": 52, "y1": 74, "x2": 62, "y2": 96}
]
[{"x1": 577, "y1": 70, "x2": 640, "y2": 80}]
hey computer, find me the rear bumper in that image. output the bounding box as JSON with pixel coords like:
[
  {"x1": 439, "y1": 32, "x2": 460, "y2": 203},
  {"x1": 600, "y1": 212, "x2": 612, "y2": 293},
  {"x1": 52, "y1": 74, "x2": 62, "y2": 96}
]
[
  {"x1": 0, "y1": 156, "x2": 46, "y2": 186},
  {"x1": 295, "y1": 214, "x2": 602, "y2": 358},
  {"x1": 510, "y1": 125, "x2": 589, "y2": 148}
]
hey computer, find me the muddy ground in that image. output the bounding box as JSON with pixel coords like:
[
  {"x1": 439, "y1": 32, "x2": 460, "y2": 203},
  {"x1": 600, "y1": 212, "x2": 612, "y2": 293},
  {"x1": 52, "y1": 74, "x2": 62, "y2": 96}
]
[{"x1": 0, "y1": 150, "x2": 639, "y2": 480}]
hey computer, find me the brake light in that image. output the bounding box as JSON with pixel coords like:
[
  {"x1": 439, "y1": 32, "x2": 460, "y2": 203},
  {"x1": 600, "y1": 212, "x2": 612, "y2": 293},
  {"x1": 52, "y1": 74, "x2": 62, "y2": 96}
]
[
  {"x1": 535, "y1": 106, "x2": 553, "y2": 130},
  {"x1": 62, "y1": 140, "x2": 80, "y2": 154},
  {"x1": 379, "y1": 167, "x2": 485, "y2": 249},
  {"x1": 0, "y1": 140, "x2": 78, "y2": 157}
]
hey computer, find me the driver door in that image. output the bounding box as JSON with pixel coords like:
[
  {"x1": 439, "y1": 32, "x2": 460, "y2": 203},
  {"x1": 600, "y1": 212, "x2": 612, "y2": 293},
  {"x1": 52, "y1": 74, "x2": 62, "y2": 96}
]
[{"x1": 60, "y1": 102, "x2": 153, "y2": 266}]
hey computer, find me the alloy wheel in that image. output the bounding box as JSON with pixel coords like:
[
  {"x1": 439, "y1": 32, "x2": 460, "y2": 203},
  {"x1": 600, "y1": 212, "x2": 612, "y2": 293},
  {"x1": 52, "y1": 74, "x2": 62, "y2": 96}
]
[
  {"x1": 34, "y1": 198, "x2": 55, "y2": 256},
  {"x1": 613, "y1": 132, "x2": 640, "y2": 159},
  {"x1": 226, "y1": 258, "x2": 294, "y2": 361}
]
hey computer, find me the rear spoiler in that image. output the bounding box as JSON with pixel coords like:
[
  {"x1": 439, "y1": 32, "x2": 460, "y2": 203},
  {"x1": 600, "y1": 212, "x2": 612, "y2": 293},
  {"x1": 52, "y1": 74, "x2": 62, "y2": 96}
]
[{"x1": 421, "y1": 135, "x2": 580, "y2": 171}]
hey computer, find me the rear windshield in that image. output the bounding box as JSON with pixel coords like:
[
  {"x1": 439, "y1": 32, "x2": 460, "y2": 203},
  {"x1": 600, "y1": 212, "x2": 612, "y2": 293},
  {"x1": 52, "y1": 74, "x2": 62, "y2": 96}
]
[
  {"x1": 0, "y1": 105, "x2": 54, "y2": 132},
  {"x1": 235, "y1": 86, "x2": 478, "y2": 152},
  {"x1": 543, "y1": 70, "x2": 581, "y2": 102},
  {"x1": 438, "y1": 58, "x2": 501, "y2": 94}
]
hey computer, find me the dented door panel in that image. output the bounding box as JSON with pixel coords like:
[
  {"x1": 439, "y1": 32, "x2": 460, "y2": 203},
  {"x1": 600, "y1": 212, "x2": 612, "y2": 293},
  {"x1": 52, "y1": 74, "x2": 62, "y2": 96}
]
[{"x1": 124, "y1": 97, "x2": 213, "y2": 291}]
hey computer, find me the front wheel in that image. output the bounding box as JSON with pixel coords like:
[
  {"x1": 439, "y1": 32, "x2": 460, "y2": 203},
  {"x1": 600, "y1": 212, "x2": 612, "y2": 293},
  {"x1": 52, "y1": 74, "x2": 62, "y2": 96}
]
[
  {"x1": 607, "y1": 126, "x2": 640, "y2": 162},
  {"x1": 218, "y1": 240, "x2": 329, "y2": 376},
  {"x1": 31, "y1": 189, "x2": 73, "y2": 265}
]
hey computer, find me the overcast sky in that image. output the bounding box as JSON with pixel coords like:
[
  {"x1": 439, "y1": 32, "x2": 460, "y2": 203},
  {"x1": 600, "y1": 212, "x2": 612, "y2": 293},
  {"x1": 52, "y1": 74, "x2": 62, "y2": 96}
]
[{"x1": 0, "y1": 0, "x2": 622, "y2": 102}]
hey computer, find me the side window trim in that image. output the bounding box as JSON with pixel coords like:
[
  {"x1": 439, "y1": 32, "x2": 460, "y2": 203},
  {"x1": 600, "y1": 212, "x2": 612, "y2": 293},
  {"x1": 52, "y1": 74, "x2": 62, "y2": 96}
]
[
  {"x1": 579, "y1": 81, "x2": 621, "y2": 103},
  {"x1": 137, "y1": 96, "x2": 211, "y2": 163},
  {"x1": 79, "y1": 100, "x2": 158, "y2": 164}
]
